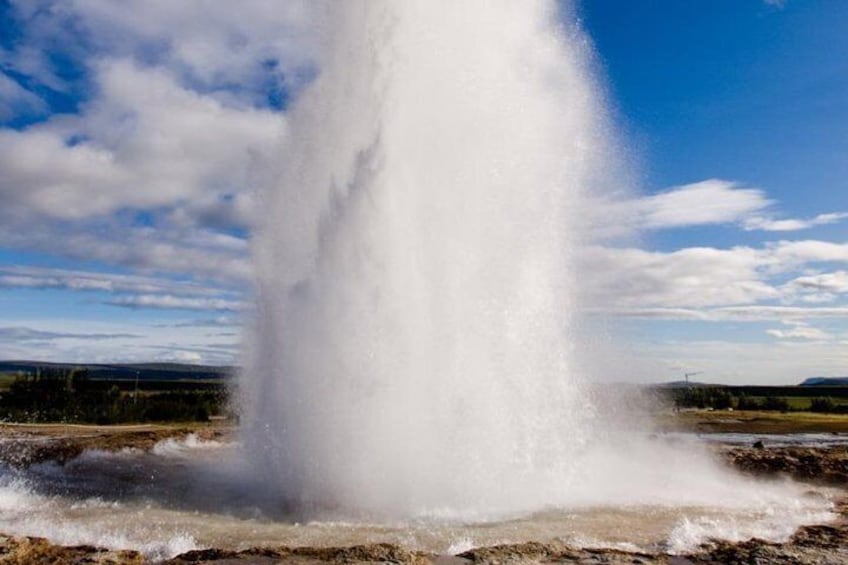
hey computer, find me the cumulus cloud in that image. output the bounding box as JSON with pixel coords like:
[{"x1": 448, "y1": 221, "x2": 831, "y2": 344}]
[
  {"x1": 0, "y1": 2, "x2": 298, "y2": 288},
  {"x1": 2, "y1": 0, "x2": 317, "y2": 106},
  {"x1": 583, "y1": 244, "x2": 779, "y2": 309},
  {"x1": 584, "y1": 240, "x2": 848, "y2": 316},
  {"x1": 2, "y1": 2, "x2": 846, "y2": 373},
  {"x1": 0, "y1": 62, "x2": 283, "y2": 221},
  {"x1": 60, "y1": 0, "x2": 317, "y2": 98}
]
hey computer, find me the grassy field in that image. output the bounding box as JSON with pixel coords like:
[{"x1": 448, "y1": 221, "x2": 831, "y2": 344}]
[
  {"x1": 746, "y1": 396, "x2": 848, "y2": 410},
  {"x1": 0, "y1": 373, "x2": 19, "y2": 392},
  {"x1": 660, "y1": 409, "x2": 848, "y2": 434}
]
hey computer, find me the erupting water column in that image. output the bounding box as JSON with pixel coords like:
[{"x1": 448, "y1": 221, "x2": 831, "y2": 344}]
[{"x1": 244, "y1": 1, "x2": 623, "y2": 518}]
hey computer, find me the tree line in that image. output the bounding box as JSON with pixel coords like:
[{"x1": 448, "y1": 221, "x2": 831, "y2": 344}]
[
  {"x1": 665, "y1": 386, "x2": 848, "y2": 413},
  {"x1": 0, "y1": 368, "x2": 228, "y2": 424}
]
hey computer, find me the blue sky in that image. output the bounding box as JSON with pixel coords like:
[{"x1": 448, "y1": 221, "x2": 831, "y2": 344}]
[{"x1": 0, "y1": 0, "x2": 846, "y2": 383}]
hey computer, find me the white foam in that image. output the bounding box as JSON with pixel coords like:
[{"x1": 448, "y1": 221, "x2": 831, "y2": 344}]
[
  {"x1": 151, "y1": 433, "x2": 226, "y2": 457},
  {"x1": 666, "y1": 504, "x2": 836, "y2": 554}
]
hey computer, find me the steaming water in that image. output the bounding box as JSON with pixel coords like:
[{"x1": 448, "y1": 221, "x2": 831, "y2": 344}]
[
  {"x1": 0, "y1": 436, "x2": 838, "y2": 560},
  {"x1": 244, "y1": 0, "x2": 621, "y2": 520}
]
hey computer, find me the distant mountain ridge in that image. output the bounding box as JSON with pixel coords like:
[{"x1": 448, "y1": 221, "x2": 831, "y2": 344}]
[
  {"x1": 800, "y1": 376, "x2": 848, "y2": 386},
  {"x1": 0, "y1": 360, "x2": 234, "y2": 381}
]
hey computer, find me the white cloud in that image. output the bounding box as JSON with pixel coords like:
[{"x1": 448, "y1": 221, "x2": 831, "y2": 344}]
[
  {"x1": 0, "y1": 73, "x2": 47, "y2": 121},
  {"x1": 784, "y1": 270, "x2": 848, "y2": 293},
  {"x1": 603, "y1": 305, "x2": 848, "y2": 322},
  {"x1": 0, "y1": 3, "x2": 299, "y2": 288},
  {"x1": 0, "y1": 265, "x2": 234, "y2": 297},
  {"x1": 766, "y1": 325, "x2": 832, "y2": 341},
  {"x1": 3, "y1": 0, "x2": 318, "y2": 104},
  {"x1": 583, "y1": 244, "x2": 779, "y2": 309},
  {"x1": 636, "y1": 179, "x2": 771, "y2": 230},
  {"x1": 0, "y1": 326, "x2": 140, "y2": 341},
  {"x1": 743, "y1": 212, "x2": 848, "y2": 232},
  {"x1": 0, "y1": 62, "x2": 283, "y2": 222},
  {"x1": 594, "y1": 179, "x2": 846, "y2": 238},
  {"x1": 0, "y1": 317, "x2": 240, "y2": 364},
  {"x1": 63, "y1": 0, "x2": 317, "y2": 97},
  {"x1": 155, "y1": 317, "x2": 241, "y2": 328},
  {"x1": 107, "y1": 294, "x2": 247, "y2": 311},
  {"x1": 583, "y1": 241, "x2": 848, "y2": 316}
]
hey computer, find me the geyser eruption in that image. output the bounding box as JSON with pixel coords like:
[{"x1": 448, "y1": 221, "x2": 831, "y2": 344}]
[
  {"x1": 245, "y1": 0, "x2": 609, "y2": 516},
  {"x1": 242, "y1": 0, "x2": 832, "y2": 528}
]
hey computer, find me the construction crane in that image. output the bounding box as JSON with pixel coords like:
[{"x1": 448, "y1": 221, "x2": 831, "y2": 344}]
[{"x1": 684, "y1": 371, "x2": 702, "y2": 386}]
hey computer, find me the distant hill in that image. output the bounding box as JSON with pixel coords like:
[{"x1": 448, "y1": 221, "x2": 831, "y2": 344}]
[
  {"x1": 0, "y1": 360, "x2": 234, "y2": 381},
  {"x1": 800, "y1": 376, "x2": 848, "y2": 387}
]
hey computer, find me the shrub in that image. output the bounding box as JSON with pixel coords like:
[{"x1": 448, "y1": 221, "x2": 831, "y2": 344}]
[{"x1": 810, "y1": 397, "x2": 836, "y2": 413}]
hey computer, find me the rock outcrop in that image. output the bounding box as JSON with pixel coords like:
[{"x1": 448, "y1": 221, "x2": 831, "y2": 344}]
[{"x1": 724, "y1": 444, "x2": 848, "y2": 484}]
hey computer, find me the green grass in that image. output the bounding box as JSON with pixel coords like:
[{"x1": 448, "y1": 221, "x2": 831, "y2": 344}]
[
  {"x1": 0, "y1": 373, "x2": 19, "y2": 392},
  {"x1": 744, "y1": 396, "x2": 848, "y2": 411},
  {"x1": 662, "y1": 409, "x2": 848, "y2": 434}
]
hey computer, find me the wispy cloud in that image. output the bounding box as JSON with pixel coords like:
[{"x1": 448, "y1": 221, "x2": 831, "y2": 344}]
[
  {"x1": 766, "y1": 324, "x2": 832, "y2": 341},
  {"x1": 0, "y1": 73, "x2": 48, "y2": 122},
  {"x1": 0, "y1": 265, "x2": 234, "y2": 297},
  {"x1": 781, "y1": 270, "x2": 848, "y2": 304},
  {"x1": 743, "y1": 212, "x2": 848, "y2": 232},
  {"x1": 636, "y1": 179, "x2": 771, "y2": 230},
  {"x1": 605, "y1": 306, "x2": 848, "y2": 321},
  {"x1": 154, "y1": 316, "x2": 241, "y2": 328},
  {"x1": 0, "y1": 326, "x2": 140, "y2": 341},
  {"x1": 597, "y1": 179, "x2": 847, "y2": 236},
  {"x1": 107, "y1": 294, "x2": 248, "y2": 311}
]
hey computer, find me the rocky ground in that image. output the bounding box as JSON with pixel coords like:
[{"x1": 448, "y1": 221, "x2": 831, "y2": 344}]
[
  {"x1": 2, "y1": 423, "x2": 848, "y2": 564},
  {"x1": 0, "y1": 423, "x2": 229, "y2": 466},
  {"x1": 2, "y1": 515, "x2": 848, "y2": 564},
  {"x1": 723, "y1": 444, "x2": 848, "y2": 485}
]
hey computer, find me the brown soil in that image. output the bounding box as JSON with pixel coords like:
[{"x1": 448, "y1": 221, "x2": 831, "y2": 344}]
[{"x1": 660, "y1": 409, "x2": 848, "y2": 434}]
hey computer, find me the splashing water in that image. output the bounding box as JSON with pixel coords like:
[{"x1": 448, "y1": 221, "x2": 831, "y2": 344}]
[
  {"x1": 242, "y1": 0, "x2": 616, "y2": 517},
  {"x1": 239, "y1": 0, "x2": 833, "y2": 527}
]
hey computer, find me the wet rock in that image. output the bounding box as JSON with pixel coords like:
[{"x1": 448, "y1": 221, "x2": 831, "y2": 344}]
[
  {"x1": 0, "y1": 534, "x2": 143, "y2": 564},
  {"x1": 5, "y1": 525, "x2": 848, "y2": 565},
  {"x1": 457, "y1": 540, "x2": 659, "y2": 563},
  {"x1": 166, "y1": 543, "x2": 433, "y2": 564},
  {"x1": 723, "y1": 445, "x2": 848, "y2": 484}
]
